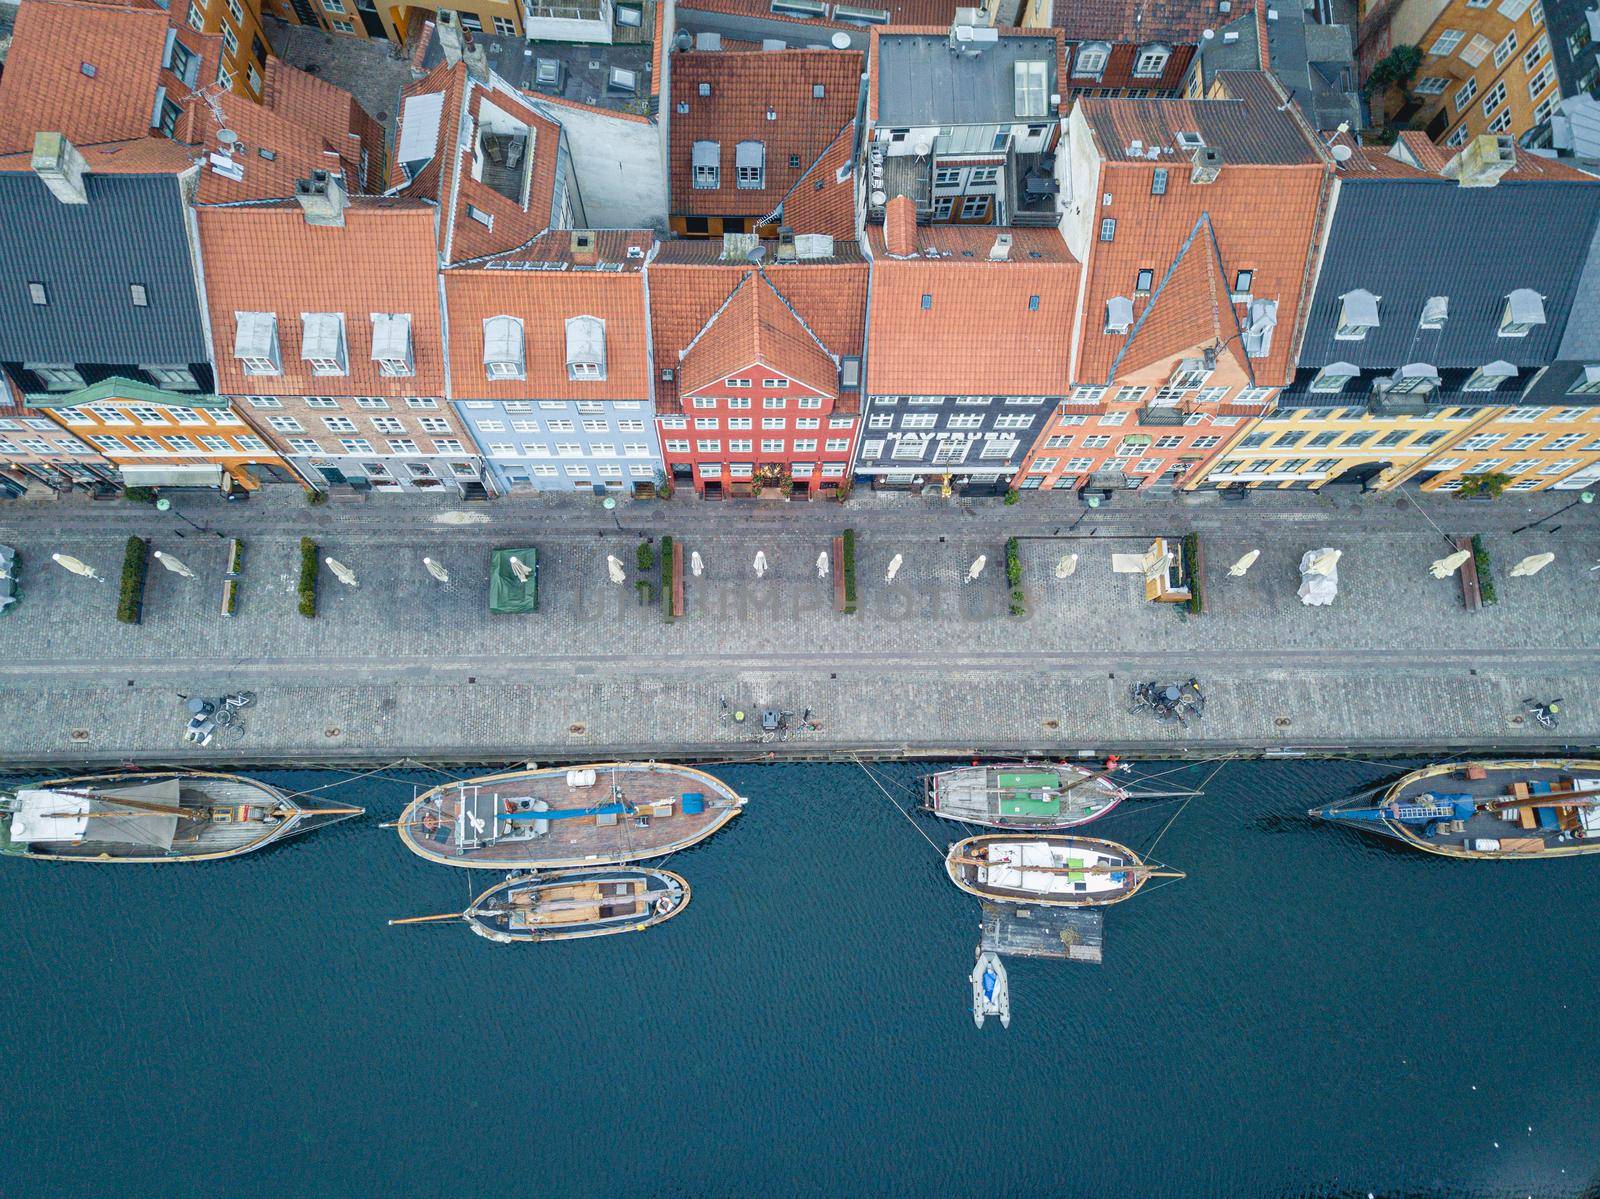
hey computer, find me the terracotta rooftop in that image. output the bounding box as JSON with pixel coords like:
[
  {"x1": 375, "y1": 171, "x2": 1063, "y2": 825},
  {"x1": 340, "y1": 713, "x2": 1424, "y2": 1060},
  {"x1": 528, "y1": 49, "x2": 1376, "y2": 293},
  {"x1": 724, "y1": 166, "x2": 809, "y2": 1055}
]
[
  {"x1": 650, "y1": 236, "x2": 863, "y2": 264},
  {"x1": 0, "y1": 0, "x2": 189, "y2": 154},
  {"x1": 680, "y1": 272, "x2": 838, "y2": 396},
  {"x1": 1055, "y1": 0, "x2": 1223, "y2": 43},
  {"x1": 0, "y1": 135, "x2": 197, "y2": 174},
  {"x1": 1110, "y1": 215, "x2": 1249, "y2": 382},
  {"x1": 676, "y1": 0, "x2": 963, "y2": 32},
  {"x1": 867, "y1": 222, "x2": 1080, "y2": 263},
  {"x1": 648, "y1": 257, "x2": 867, "y2": 408},
  {"x1": 390, "y1": 62, "x2": 566, "y2": 263},
  {"x1": 196, "y1": 199, "x2": 447, "y2": 398},
  {"x1": 670, "y1": 50, "x2": 862, "y2": 217},
  {"x1": 1327, "y1": 129, "x2": 1598, "y2": 183},
  {"x1": 1076, "y1": 71, "x2": 1322, "y2": 166},
  {"x1": 481, "y1": 229, "x2": 655, "y2": 271},
  {"x1": 866, "y1": 247, "x2": 1078, "y2": 394},
  {"x1": 769, "y1": 120, "x2": 859, "y2": 240},
  {"x1": 443, "y1": 258, "x2": 652, "y2": 401}
]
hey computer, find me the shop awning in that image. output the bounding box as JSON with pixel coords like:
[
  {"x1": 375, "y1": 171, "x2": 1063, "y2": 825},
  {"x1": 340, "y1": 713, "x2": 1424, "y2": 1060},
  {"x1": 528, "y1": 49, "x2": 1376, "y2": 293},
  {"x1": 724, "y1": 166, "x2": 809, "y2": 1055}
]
[{"x1": 119, "y1": 464, "x2": 224, "y2": 487}]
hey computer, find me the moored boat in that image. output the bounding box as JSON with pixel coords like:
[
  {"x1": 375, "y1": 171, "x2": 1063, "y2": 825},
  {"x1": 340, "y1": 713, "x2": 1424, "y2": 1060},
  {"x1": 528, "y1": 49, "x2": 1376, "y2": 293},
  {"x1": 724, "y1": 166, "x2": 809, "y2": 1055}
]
[
  {"x1": 923, "y1": 763, "x2": 1126, "y2": 829},
  {"x1": 391, "y1": 867, "x2": 691, "y2": 943},
  {"x1": 971, "y1": 950, "x2": 1010, "y2": 1029},
  {"x1": 946, "y1": 833, "x2": 1183, "y2": 908},
  {"x1": 394, "y1": 762, "x2": 746, "y2": 869},
  {"x1": 0, "y1": 771, "x2": 361, "y2": 863},
  {"x1": 1309, "y1": 759, "x2": 1600, "y2": 859}
]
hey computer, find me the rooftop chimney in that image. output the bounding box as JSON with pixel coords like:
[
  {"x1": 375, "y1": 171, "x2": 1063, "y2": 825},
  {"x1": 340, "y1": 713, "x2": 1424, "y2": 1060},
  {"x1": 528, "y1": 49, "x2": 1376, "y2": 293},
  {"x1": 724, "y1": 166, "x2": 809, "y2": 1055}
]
[
  {"x1": 31, "y1": 132, "x2": 89, "y2": 205},
  {"x1": 1190, "y1": 146, "x2": 1223, "y2": 185},
  {"x1": 437, "y1": 9, "x2": 465, "y2": 66},
  {"x1": 776, "y1": 225, "x2": 798, "y2": 262},
  {"x1": 988, "y1": 232, "x2": 1012, "y2": 261},
  {"x1": 294, "y1": 169, "x2": 348, "y2": 227},
  {"x1": 884, "y1": 194, "x2": 917, "y2": 257},
  {"x1": 569, "y1": 229, "x2": 598, "y2": 264},
  {"x1": 1452, "y1": 134, "x2": 1516, "y2": 188},
  {"x1": 462, "y1": 32, "x2": 489, "y2": 83}
]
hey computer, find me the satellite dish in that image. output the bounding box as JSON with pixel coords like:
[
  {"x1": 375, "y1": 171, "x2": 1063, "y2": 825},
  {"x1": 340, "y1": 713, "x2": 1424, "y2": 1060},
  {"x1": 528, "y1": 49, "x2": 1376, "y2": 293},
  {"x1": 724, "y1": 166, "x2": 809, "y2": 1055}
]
[
  {"x1": 217, "y1": 129, "x2": 239, "y2": 148},
  {"x1": 871, "y1": 189, "x2": 887, "y2": 205},
  {"x1": 1331, "y1": 143, "x2": 1353, "y2": 162},
  {"x1": 1202, "y1": 27, "x2": 1214, "y2": 39},
  {"x1": 747, "y1": 245, "x2": 767, "y2": 265},
  {"x1": 830, "y1": 31, "x2": 851, "y2": 48},
  {"x1": 913, "y1": 140, "x2": 933, "y2": 156},
  {"x1": 674, "y1": 29, "x2": 691, "y2": 51}
]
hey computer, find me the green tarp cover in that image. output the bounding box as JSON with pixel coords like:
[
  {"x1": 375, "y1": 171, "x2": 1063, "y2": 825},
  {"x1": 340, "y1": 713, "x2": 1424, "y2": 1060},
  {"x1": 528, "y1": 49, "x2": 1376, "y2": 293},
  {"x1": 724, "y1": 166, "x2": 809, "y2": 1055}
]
[
  {"x1": 998, "y1": 772, "x2": 1062, "y2": 818},
  {"x1": 998, "y1": 772, "x2": 1060, "y2": 790},
  {"x1": 489, "y1": 548, "x2": 538, "y2": 614},
  {"x1": 1001, "y1": 795, "x2": 1061, "y2": 816}
]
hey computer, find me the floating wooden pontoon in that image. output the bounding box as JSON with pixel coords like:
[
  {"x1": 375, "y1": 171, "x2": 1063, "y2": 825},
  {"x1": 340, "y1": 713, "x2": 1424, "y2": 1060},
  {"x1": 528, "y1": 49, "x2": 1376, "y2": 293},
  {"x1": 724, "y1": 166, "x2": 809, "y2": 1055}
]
[
  {"x1": 391, "y1": 867, "x2": 690, "y2": 943},
  {"x1": 946, "y1": 833, "x2": 1183, "y2": 908},
  {"x1": 0, "y1": 771, "x2": 361, "y2": 863},
  {"x1": 1310, "y1": 759, "x2": 1600, "y2": 859},
  {"x1": 393, "y1": 762, "x2": 746, "y2": 870}
]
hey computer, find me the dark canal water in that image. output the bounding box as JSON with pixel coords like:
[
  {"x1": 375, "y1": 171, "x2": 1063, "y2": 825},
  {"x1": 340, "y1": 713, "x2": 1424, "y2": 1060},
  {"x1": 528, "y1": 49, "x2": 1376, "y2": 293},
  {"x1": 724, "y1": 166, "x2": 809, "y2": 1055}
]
[{"x1": 4, "y1": 759, "x2": 1597, "y2": 1198}]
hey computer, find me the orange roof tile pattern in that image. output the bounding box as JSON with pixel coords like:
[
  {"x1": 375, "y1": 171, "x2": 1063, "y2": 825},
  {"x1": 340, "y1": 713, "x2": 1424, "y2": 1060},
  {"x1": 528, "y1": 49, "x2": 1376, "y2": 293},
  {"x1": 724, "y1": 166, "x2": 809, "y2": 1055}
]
[
  {"x1": 648, "y1": 258, "x2": 867, "y2": 408},
  {"x1": 680, "y1": 273, "x2": 838, "y2": 396},
  {"x1": 0, "y1": 135, "x2": 197, "y2": 174},
  {"x1": 1056, "y1": 0, "x2": 1224, "y2": 42},
  {"x1": 766, "y1": 120, "x2": 859, "y2": 240},
  {"x1": 1110, "y1": 216, "x2": 1248, "y2": 380},
  {"x1": 443, "y1": 270, "x2": 650, "y2": 402},
  {"x1": 868, "y1": 222, "x2": 1080, "y2": 263},
  {"x1": 196, "y1": 200, "x2": 447, "y2": 397},
  {"x1": 866, "y1": 250, "x2": 1079, "y2": 395},
  {"x1": 670, "y1": 50, "x2": 863, "y2": 217},
  {"x1": 0, "y1": 0, "x2": 175, "y2": 154},
  {"x1": 1327, "y1": 129, "x2": 1598, "y2": 183},
  {"x1": 677, "y1": 0, "x2": 962, "y2": 32}
]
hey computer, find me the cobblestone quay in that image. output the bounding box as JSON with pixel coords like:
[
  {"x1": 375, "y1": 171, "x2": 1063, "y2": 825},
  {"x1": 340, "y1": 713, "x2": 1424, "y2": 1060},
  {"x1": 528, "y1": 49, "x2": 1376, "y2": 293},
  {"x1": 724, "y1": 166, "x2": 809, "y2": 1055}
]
[{"x1": 1, "y1": 487, "x2": 1597, "y2": 766}]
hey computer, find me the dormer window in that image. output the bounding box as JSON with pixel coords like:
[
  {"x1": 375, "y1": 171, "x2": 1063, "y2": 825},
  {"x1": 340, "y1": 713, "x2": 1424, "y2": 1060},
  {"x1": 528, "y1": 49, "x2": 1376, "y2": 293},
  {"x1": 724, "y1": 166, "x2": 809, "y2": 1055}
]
[
  {"x1": 693, "y1": 141, "x2": 719, "y2": 189},
  {"x1": 1420, "y1": 295, "x2": 1448, "y2": 330},
  {"x1": 1134, "y1": 268, "x2": 1154, "y2": 295},
  {"x1": 1335, "y1": 289, "x2": 1380, "y2": 340},
  {"x1": 1169, "y1": 359, "x2": 1212, "y2": 390},
  {"x1": 1105, "y1": 295, "x2": 1134, "y2": 335},
  {"x1": 1013, "y1": 60, "x2": 1049, "y2": 118},
  {"x1": 1133, "y1": 43, "x2": 1171, "y2": 77},
  {"x1": 301, "y1": 312, "x2": 348, "y2": 376},
  {"x1": 1463, "y1": 360, "x2": 1517, "y2": 392},
  {"x1": 1499, "y1": 288, "x2": 1545, "y2": 338},
  {"x1": 1242, "y1": 299, "x2": 1278, "y2": 358},
  {"x1": 371, "y1": 313, "x2": 415, "y2": 377},
  {"x1": 1308, "y1": 361, "x2": 1360, "y2": 393},
  {"x1": 565, "y1": 315, "x2": 607, "y2": 381},
  {"x1": 1231, "y1": 270, "x2": 1253, "y2": 300},
  {"x1": 1073, "y1": 42, "x2": 1110, "y2": 76},
  {"x1": 1386, "y1": 362, "x2": 1439, "y2": 395},
  {"x1": 234, "y1": 311, "x2": 282, "y2": 376},
  {"x1": 736, "y1": 141, "x2": 765, "y2": 189},
  {"x1": 483, "y1": 315, "x2": 525, "y2": 380}
]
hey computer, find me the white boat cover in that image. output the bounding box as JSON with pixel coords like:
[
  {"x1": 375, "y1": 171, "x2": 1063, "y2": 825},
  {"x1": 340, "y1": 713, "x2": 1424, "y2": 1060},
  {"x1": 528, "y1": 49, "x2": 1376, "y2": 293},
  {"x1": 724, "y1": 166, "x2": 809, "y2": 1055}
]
[
  {"x1": 978, "y1": 841, "x2": 1123, "y2": 895},
  {"x1": 9, "y1": 781, "x2": 181, "y2": 849}
]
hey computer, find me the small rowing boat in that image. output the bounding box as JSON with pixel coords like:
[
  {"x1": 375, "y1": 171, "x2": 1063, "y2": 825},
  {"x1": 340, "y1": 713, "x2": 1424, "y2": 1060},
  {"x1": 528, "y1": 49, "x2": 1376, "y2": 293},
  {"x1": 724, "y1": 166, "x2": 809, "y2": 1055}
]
[
  {"x1": 1309, "y1": 759, "x2": 1600, "y2": 859},
  {"x1": 923, "y1": 763, "x2": 1126, "y2": 829},
  {"x1": 0, "y1": 771, "x2": 361, "y2": 863},
  {"x1": 946, "y1": 833, "x2": 1183, "y2": 908},
  {"x1": 971, "y1": 950, "x2": 1010, "y2": 1029},
  {"x1": 390, "y1": 867, "x2": 690, "y2": 943},
  {"x1": 393, "y1": 762, "x2": 746, "y2": 870}
]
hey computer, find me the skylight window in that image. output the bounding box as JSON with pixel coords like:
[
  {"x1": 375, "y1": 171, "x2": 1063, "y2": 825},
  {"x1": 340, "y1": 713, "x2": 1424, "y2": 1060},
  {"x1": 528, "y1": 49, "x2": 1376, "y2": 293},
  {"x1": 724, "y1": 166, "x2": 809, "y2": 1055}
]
[{"x1": 1013, "y1": 61, "x2": 1049, "y2": 118}]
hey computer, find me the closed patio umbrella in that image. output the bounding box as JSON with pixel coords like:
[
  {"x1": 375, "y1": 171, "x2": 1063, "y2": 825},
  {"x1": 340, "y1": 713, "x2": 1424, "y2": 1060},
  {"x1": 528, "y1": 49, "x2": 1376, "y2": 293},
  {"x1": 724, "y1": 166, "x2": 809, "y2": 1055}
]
[
  {"x1": 1429, "y1": 550, "x2": 1470, "y2": 579},
  {"x1": 325, "y1": 557, "x2": 359, "y2": 587},
  {"x1": 886, "y1": 554, "x2": 903, "y2": 582},
  {"x1": 965, "y1": 555, "x2": 987, "y2": 583},
  {"x1": 423, "y1": 557, "x2": 450, "y2": 583},
  {"x1": 1228, "y1": 550, "x2": 1260, "y2": 577},
  {"x1": 606, "y1": 555, "x2": 626, "y2": 585},
  {"x1": 152, "y1": 550, "x2": 196, "y2": 579},
  {"x1": 51, "y1": 553, "x2": 101, "y2": 581},
  {"x1": 1509, "y1": 552, "x2": 1555, "y2": 577}
]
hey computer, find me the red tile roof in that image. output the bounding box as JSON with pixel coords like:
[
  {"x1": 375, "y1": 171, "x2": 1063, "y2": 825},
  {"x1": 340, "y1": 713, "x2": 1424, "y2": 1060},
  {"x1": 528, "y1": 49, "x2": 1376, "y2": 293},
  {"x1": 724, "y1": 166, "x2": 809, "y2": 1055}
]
[
  {"x1": 1111, "y1": 215, "x2": 1248, "y2": 380},
  {"x1": 884, "y1": 195, "x2": 916, "y2": 257},
  {"x1": 1328, "y1": 128, "x2": 1599, "y2": 183},
  {"x1": 648, "y1": 257, "x2": 867, "y2": 408},
  {"x1": 866, "y1": 242, "x2": 1079, "y2": 394},
  {"x1": 669, "y1": 50, "x2": 863, "y2": 217},
  {"x1": 443, "y1": 244, "x2": 655, "y2": 401},
  {"x1": 867, "y1": 222, "x2": 1079, "y2": 262},
  {"x1": 0, "y1": 134, "x2": 197, "y2": 173},
  {"x1": 677, "y1": 0, "x2": 961, "y2": 32},
  {"x1": 0, "y1": 0, "x2": 179, "y2": 154},
  {"x1": 196, "y1": 199, "x2": 447, "y2": 397},
  {"x1": 1055, "y1": 0, "x2": 1222, "y2": 43},
  {"x1": 766, "y1": 119, "x2": 859, "y2": 239},
  {"x1": 680, "y1": 271, "x2": 838, "y2": 396}
]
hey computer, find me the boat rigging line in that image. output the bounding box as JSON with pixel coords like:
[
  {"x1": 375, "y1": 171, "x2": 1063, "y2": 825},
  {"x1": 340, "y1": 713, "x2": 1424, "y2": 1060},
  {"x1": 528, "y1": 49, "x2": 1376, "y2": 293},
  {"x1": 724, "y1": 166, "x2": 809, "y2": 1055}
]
[
  {"x1": 851, "y1": 754, "x2": 945, "y2": 859},
  {"x1": 1142, "y1": 755, "x2": 1236, "y2": 859}
]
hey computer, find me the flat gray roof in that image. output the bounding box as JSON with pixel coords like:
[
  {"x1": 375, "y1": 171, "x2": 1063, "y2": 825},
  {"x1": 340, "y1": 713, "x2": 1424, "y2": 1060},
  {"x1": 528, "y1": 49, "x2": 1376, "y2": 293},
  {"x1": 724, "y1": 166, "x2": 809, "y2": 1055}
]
[{"x1": 875, "y1": 34, "x2": 1058, "y2": 128}]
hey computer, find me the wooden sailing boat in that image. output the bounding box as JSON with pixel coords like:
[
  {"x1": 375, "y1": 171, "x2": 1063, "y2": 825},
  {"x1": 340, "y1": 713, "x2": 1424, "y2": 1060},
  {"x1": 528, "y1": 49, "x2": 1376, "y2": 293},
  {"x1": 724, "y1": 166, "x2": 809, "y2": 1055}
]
[
  {"x1": 0, "y1": 771, "x2": 361, "y2": 863},
  {"x1": 392, "y1": 762, "x2": 746, "y2": 870},
  {"x1": 1309, "y1": 759, "x2": 1600, "y2": 859},
  {"x1": 390, "y1": 867, "x2": 690, "y2": 943},
  {"x1": 923, "y1": 763, "x2": 1127, "y2": 830},
  {"x1": 945, "y1": 833, "x2": 1184, "y2": 908}
]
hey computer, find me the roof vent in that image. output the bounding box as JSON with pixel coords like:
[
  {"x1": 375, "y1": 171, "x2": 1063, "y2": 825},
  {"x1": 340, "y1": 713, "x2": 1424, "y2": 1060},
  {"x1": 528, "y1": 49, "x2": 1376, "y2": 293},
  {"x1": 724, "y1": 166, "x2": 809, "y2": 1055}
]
[
  {"x1": 31, "y1": 132, "x2": 90, "y2": 205},
  {"x1": 695, "y1": 31, "x2": 722, "y2": 50},
  {"x1": 777, "y1": 226, "x2": 798, "y2": 262},
  {"x1": 1190, "y1": 146, "x2": 1223, "y2": 184},
  {"x1": 294, "y1": 169, "x2": 348, "y2": 227},
  {"x1": 1454, "y1": 133, "x2": 1516, "y2": 188},
  {"x1": 1419, "y1": 295, "x2": 1448, "y2": 330},
  {"x1": 570, "y1": 229, "x2": 598, "y2": 264},
  {"x1": 989, "y1": 232, "x2": 1013, "y2": 261}
]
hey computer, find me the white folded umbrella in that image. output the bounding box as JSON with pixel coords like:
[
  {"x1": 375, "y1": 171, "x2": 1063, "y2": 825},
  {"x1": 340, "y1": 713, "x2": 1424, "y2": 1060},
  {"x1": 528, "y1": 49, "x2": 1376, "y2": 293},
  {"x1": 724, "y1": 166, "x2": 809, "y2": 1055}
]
[
  {"x1": 508, "y1": 555, "x2": 531, "y2": 583},
  {"x1": 1227, "y1": 550, "x2": 1260, "y2": 577},
  {"x1": 152, "y1": 550, "x2": 197, "y2": 579},
  {"x1": 886, "y1": 553, "x2": 903, "y2": 582},
  {"x1": 325, "y1": 557, "x2": 359, "y2": 587},
  {"x1": 965, "y1": 554, "x2": 986, "y2": 583},
  {"x1": 51, "y1": 553, "x2": 101, "y2": 581},
  {"x1": 691, "y1": 551, "x2": 705, "y2": 578},
  {"x1": 816, "y1": 551, "x2": 828, "y2": 579},
  {"x1": 1509, "y1": 552, "x2": 1555, "y2": 577},
  {"x1": 423, "y1": 557, "x2": 450, "y2": 583},
  {"x1": 606, "y1": 555, "x2": 626, "y2": 585},
  {"x1": 1429, "y1": 550, "x2": 1470, "y2": 579},
  {"x1": 753, "y1": 551, "x2": 768, "y2": 578},
  {"x1": 1055, "y1": 553, "x2": 1079, "y2": 579}
]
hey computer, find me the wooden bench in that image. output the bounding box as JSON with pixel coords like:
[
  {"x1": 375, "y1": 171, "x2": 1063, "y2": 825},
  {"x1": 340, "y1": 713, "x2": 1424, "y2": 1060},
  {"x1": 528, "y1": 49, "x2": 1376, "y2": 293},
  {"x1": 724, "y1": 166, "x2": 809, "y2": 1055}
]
[
  {"x1": 832, "y1": 535, "x2": 847, "y2": 613},
  {"x1": 1452, "y1": 535, "x2": 1482, "y2": 611},
  {"x1": 670, "y1": 540, "x2": 685, "y2": 618}
]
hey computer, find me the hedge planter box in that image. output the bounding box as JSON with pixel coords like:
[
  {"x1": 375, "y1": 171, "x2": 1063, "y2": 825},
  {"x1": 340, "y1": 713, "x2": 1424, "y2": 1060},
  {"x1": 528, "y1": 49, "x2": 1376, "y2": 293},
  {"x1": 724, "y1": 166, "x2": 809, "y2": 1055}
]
[
  {"x1": 298, "y1": 538, "x2": 319, "y2": 618},
  {"x1": 117, "y1": 536, "x2": 149, "y2": 625}
]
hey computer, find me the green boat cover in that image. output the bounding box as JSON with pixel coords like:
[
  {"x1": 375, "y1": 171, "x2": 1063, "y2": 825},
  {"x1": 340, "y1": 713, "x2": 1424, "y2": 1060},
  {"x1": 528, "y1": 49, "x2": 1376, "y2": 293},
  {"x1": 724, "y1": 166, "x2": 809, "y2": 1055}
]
[
  {"x1": 998, "y1": 772, "x2": 1062, "y2": 817},
  {"x1": 998, "y1": 772, "x2": 1061, "y2": 790},
  {"x1": 489, "y1": 548, "x2": 538, "y2": 614},
  {"x1": 1001, "y1": 795, "x2": 1061, "y2": 817}
]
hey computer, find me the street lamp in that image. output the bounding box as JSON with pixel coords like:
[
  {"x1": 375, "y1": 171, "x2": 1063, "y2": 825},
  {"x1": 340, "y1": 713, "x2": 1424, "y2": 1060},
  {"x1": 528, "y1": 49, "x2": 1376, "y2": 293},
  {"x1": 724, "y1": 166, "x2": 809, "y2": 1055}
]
[
  {"x1": 601, "y1": 495, "x2": 622, "y2": 531},
  {"x1": 155, "y1": 496, "x2": 226, "y2": 539},
  {"x1": 1510, "y1": 490, "x2": 1595, "y2": 535}
]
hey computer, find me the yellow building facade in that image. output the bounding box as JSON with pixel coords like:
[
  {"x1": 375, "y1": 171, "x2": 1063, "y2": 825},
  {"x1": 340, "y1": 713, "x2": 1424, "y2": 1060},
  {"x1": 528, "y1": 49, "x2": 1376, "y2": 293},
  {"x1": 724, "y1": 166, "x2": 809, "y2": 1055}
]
[
  {"x1": 1389, "y1": 402, "x2": 1600, "y2": 491},
  {"x1": 184, "y1": 0, "x2": 274, "y2": 100}
]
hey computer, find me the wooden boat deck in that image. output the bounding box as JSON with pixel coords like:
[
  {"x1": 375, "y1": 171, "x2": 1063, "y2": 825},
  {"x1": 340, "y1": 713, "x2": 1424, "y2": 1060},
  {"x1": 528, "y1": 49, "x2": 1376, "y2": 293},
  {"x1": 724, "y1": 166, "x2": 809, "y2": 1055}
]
[
  {"x1": 398, "y1": 762, "x2": 744, "y2": 869},
  {"x1": 925, "y1": 764, "x2": 1123, "y2": 829},
  {"x1": 1381, "y1": 760, "x2": 1600, "y2": 858},
  {"x1": 466, "y1": 867, "x2": 689, "y2": 943},
  {"x1": 5, "y1": 773, "x2": 351, "y2": 863},
  {"x1": 947, "y1": 834, "x2": 1149, "y2": 908}
]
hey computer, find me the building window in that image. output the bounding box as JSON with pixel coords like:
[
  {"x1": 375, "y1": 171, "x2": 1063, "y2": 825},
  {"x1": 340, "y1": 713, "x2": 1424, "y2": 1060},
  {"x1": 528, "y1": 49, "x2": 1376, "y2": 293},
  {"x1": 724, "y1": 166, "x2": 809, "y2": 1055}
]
[
  {"x1": 1460, "y1": 33, "x2": 1494, "y2": 67},
  {"x1": 493, "y1": 15, "x2": 515, "y2": 33},
  {"x1": 1099, "y1": 218, "x2": 1116, "y2": 242},
  {"x1": 1455, "y1": 78, "x2": 1478, "y2": 112},
  {"x1": 1493, "y1": 30, "x2": 1518, "y2": 68},
  {"x1": 1429, "y1": 29, "x2": 1466, "y2": 55},
  {"x1": 736, "y1": 141, "x2": 764, "y2": 189},
  {"x1": 1133, "y1": 44, "x2": 1170, "y2": 76},
  {"x1": 1074, "y1": 42, "x2": 1109, "y2": 75},
  {"x1": 1481, "y1": 80, "x2": 1508, "y2": 119},
  {"x1": 1527, "y1": 62, "x2": 1556, "y2": 100}
]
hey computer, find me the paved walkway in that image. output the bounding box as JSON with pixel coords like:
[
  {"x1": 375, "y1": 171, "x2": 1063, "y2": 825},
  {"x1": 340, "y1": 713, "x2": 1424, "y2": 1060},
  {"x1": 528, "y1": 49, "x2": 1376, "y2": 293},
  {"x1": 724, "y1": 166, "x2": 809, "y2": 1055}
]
[{"x1": 0, "y1": 487, "x2": 1597, "y2": 764}]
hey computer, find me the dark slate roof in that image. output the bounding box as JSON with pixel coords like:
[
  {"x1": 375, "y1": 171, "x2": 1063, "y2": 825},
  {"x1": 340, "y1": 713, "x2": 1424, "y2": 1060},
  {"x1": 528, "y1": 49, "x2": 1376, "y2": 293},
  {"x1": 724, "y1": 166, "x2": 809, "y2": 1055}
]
[
  {"x1": 1077, "y1": 72, "x2": 1322, "y2": 166},
  {"x1": 1557, "y1": 208, "x2": 1600, "y2": 361},
  {"x1": 1299, "y1": 178, "x2": 1600, "y2": 370},
  {"x1": 0, "y1": 172, "x2": 208, "y2": 365},
  {"x1": 875, "y1": 34, "x2": 1059, "y2": 128}
]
